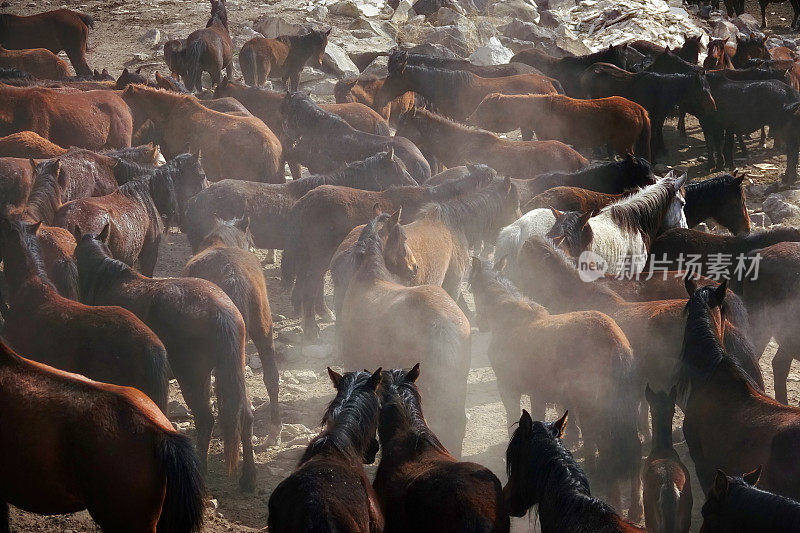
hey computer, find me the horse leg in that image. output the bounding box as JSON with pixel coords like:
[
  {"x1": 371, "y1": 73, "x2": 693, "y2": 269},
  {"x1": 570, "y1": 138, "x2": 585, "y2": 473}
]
[
  {"x1": 737, "y1": 132, "x2": 749, "y2": 159},
  {"x1": 761, "y1": 126, "x2": 768, "y2": 149},
  {"x1": 456, "y1": 293, "x2": 473, "y2": 321},
  {"x1": 290, "y1": 74, "x2": 300, "y2": 93},
  {"x1": 178, "y1": 372, "x2": 214, "y2": 473},
  {"x1": 253, "y1": 326, "x2": 281, "y2": 443},
  {"x1": 265, "y1": 249, "x2": 276, "y2": 264},
  {"x1": 226, "y1": 61, "x2": 234, "y2": 80},
  {"x1": 315, "y1": 280, "x2": 334, "y2": 321},
  {"x1": 772, "y1": 343, "x2": 795, "y2": 404},
  {"x1": 498, "y1": 385, "x2": 521, "y2": 436},
  {"x1": 289, "y1": 161, "x2": 302, "y2": 181},
  {"x1": 0, "y1": 500, "x2": 9, "y2": 533},
  {"x1": 66, "y1": 43, "x2": 92, "y2": 77},
  {"x1": 302, "y1": 270, "x2": 322, "y2": 340},
  {"x1": 655, "y1": 114, "x2": 667, "y2": 156},
  {"x1": 761, "y1": 0, "x2": 768, "y2": 27},
  {"x1": 723, "y1": 131, "x2": 735, "y2": 170},
  {"x1": 677, "y1": 111, "x2": 687, "y2": 138},
  {"x1": 239, "y1": 402, "x2": 257, "y2": 491},
  {"x1": 521, "y1": 127, "x2": 534, "y2": 141},
  {"x1": 138, "y1": 238, "x2": 161, "y2": 278}
]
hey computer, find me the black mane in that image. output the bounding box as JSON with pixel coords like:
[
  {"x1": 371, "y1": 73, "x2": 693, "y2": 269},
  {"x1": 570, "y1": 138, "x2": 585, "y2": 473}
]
[
  {"x1": 703, "y1": 474, "x2": 800, "y2": 531},
  {"x1": 74, "y1": 234, "x2": 135, "y2": 304},
  {"x1": 379, "y1": 368, "x2": 447, "y2": 454}
]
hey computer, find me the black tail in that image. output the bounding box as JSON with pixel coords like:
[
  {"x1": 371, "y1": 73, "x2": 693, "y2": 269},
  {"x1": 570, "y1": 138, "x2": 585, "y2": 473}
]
[
  {"x1": 156, "y1": 433, "x2": 206, "y2": 533},
  {"x1": 239, "y1": 44, "x2": 258, "y2": 87},
  {"x1": 51, "y1": 258, "x2": 79, "y2": 300},
  {"x1": 184, "y1": 39, "x2": 207, "y2": 92},
  {"x1": 145, "y1": 342, "x2": 170, "y2": 413},
  {"x1": 77, "y1": 12, "x2": 95, "y2": 29},
  {"x1": 659, "y1": 484, "x2": 679, "y2": 533},
  {"x1": 636, "y1": 112, "x2": 652, "y2": 162},
  {"x1": 603, "y1": 347, "x2": 642, "y2": 481},
  {"x1": 213, "y1": 309, "x2": 247, "y2": 474}
]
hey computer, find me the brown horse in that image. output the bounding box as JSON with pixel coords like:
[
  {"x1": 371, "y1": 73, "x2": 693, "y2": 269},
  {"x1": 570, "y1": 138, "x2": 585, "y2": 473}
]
[
  {"x1": 334, "y1": 76, "x2": 416, "y2": 124},
  {"x1": 0, "y1": 45, "x2": 70, "y2": 79},
  {"x1": 284, "y1": 170, "x2": 486, "y2": 339},
  {"x1": 183, "y1": 217, "x2": 280, "y2": 443},
  {"x1": 525, "y1": 186, "x2": 630, "y2": 214},
  {"x1": 182, "y1": 149, "x2": 416, "y2": 253},
  {"x1": 54, "y1": 152, "x2": 207, "y2": 275},
  {"x1": 239, "y1": 28, "x2": 330, "y2": 90},
  {"x1": 0, "y1": 157, "x2": 34, "y2": 217},
  {"x1": 0, "y1": 338, "x2": 205, "y2": 533},
  {"x1": 373, "y1": 365, "x2": 509, "y2": 532},
  {"x1": 123, "y1": 84, "x2": 283, "y2": 182},
  {"x1": 0, "y1": 131, "x2": 67, "y2": 159},
  {"x1": 339, "y1": 213, "x2": 471, "y2": 455},
  {"x1": 268, "y1": 369, "x2": 384, "y2": 532},
  {"x1": 467, "y1": 93, "x2": 651, "y2": 160},
  {"x1": 469, "y1": 257, "x2": 642, "y2": 517},
  {"x1": 678, "y1": 281, "x2": 800, "y2": 500},
  {"x1": 74, "y1": 227, "x2": 256, "y2": 490},
  {"x1": 395, "y1": 107, "x2": 588, "y2": 179},
  {"x1": 0, "y1": 9, "x2": 93, "y2": 76},
  {"x1": 183, "y1": 0, "x2": 232, "y2": 91},
  {"x1": 0, "y1": 84, "x2": 132, "y2": 150},
  {"x1": 374, "y1": 50, "x2": 559, "y2": 121},
  {"x1": 704, "y1": 39, "x2": 734, "y2": 70},
  {"x1": 214, "y1": 77, "x2": 391, "y2": 136},
  {"x1": 0, "y1": 218, "x2": 169, "y2": 410},
  {"x1": 643, "y1": 385, "x2": 692, "y2": 533}
]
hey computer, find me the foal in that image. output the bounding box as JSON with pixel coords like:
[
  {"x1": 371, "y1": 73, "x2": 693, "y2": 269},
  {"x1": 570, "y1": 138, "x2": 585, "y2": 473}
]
[
  {"x1": 504, "y1": 411, "x2": 645, "y2": 532},
  {"x1": 643, "y1": 386, "x2": 692, "y2": 533},
  {"x1": 470, "y1": 257, "x2": 642, "y2": 517},
  {"x1": 74, "y1": 228, "x2": 256, "y2": 490},
  {"x1": 268, "y1": 369, "x2": 384, "y2": 532},
  {"x1": 373, "y1": 366, "x2": 509, "y2": 532}
]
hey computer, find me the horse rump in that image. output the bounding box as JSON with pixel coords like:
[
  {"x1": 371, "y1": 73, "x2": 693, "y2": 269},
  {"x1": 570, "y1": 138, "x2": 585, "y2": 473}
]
[{"x1": 184, "y1": 38, "x2": 208, "y2": 92}]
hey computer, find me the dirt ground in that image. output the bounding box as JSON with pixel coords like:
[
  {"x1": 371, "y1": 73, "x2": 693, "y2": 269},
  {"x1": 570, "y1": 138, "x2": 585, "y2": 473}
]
[{"x1": 4, "y1": 0, "x2": 800, "y2": 531}]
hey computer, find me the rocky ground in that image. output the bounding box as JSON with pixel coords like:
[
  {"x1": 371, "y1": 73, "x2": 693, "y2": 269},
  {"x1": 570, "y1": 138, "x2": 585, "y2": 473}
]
[{"x1": 5, "y1": 0, "x2": 800, "y2": 531}]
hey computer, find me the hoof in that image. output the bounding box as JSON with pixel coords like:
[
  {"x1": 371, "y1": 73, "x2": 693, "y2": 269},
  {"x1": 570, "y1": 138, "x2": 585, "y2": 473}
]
[{"x1": 265, "y1": 422, "x2": 282, "y2": 446}]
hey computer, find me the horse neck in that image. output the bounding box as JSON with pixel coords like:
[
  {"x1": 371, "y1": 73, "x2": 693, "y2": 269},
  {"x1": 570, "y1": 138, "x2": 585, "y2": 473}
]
[
  {"x1": 22, "y1": 177, "x2": 61, "y2": 224},
  {"x1": 383, "y1": 186, "x2": 428, "y2": 216},
  {"x1": 1, "y1": 238, "x2": 54, "y2": 303},
  {"x1": 378, "y1": 397, "x2": 448, "y2": 465},
  {"x1": 744, "y1": 230, "x2": 797, "y2": 251},
  {"x1": 480, "y1": 280, "x2": 546, "y2": 329},
  {"x1": 649, "y1": 412, "x2": 675, "y2": 457},
  {"x1": 418, "y1": 114, "x2": 489, "y2": 154},
  {"x1": 403, "y1": 66, "x2": 467, "y2": 103}
]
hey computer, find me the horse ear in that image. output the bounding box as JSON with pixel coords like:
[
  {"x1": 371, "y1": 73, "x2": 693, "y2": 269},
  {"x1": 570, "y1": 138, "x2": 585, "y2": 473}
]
[
  {"x1": 743, "y1": 465, "x2": 762, "y2": 486},
  {"x1": 136, "y1": 67, "x2": 142, "y2": 75},
  {"x1": 372, "y1": 203, "x2": 382, "y2": 217},
  {"x1": 711, "y1": 279, "x2": 728, "y2": 307},
  {"x1": 503, "y1": 176, "x2": 512, "y2": 194},
  {"x1": 684, "y1": 273, "x2": 699, "y2": 296},
  {"x1": 494, "y1": 254, "x2": 508, "y2": 273},
  {"x1": 734, "y1": 173, "x2": 745, "y2": 186},
  {"x1": 102, "y1": 68, "x2": 110, "y2": 77},
  {"x1": 553, "y1": 411, "x2": 568, "y2": 439},
  {"x1": 644, "y1": 384, "x2": 655, "y2": 405},
  {"x1": 406, "y1": 363, "x2": 420, "y2": 383},
  {"x1": 389, "y1": 207, "x2": 401, "y2": 225},
  {"x1": 712, "y1": 470, "x2": 729, "y2": 499},
  {"x1": 73, "y1": 226, "x2": 82, "y2": 242},
  {"x1": 184, "y1": 142, "x2": 192, "y2": 154},
  {"x1": 28, "y1": 157, "x2": 37, "y2": 172},
  {"x1": 519, "y1": 409, "x2": 533, "y2": 433},
  {"x1": 193, "y1": 149, "x2": 203, "y2": 166},
  {"x1": 93, "y1": 69, "x2": 100, "y2": 77},
  {"x1": 385, "y1": 145, "x2": 394, "y2": 160},
  {"x1": 367, "y1": 367, "x2": 383, "y2": 390},
  {"x1": 98, "y1": 223, "x2": 111, "y2": 244},
  {"x1": 674, "y1": 172, "x2": 688, "y2": 189},
  {"x1": 325, "y1": 27, "x2": 332, "y2": 36},
  {"x1": 669, "y1": 385, "x2": 677, "y2": 404},
  {"x1": 549, "y1": 207, "x2": 563, "y2": 219},
  {"x1": 750, "y1": 32, "x2": 756, "y2": 39},
  {"x1": 30, "y1": 220, "x2": 42, "y2": 235},
  {"x1": 327, "y1": 367, "x2": 343, "y2": 388},
  {"x1": 235, "y1": 216, "x2": 250, "y2": 232},
  {"x1": 577, "y1": 210, "x2": 592, "y2": 229},
  {"x1": 55, "y1": 160, "x2": 68, "y2": 190}
]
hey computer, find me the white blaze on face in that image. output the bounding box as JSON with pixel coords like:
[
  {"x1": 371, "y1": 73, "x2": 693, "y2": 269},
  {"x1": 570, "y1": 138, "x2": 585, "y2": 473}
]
[{"x1": 664, "y1": 187, "x2": 687, "y2": 229}]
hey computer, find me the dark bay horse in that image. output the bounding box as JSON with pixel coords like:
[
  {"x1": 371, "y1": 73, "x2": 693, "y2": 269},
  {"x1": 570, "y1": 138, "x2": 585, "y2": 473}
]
[
  {"x1": 470, "y1": 257, "x2": 642, "y2": 517},
  {"x1": 183, "y1": 0, "x2": 232, "y2": 91},
  {"x1": 281, "y1": 91, "x2": 430, "y2": 183},
  {"x1": 684, "y1": 172, "x2": 750, "y2": 233},
  {"x1": 643, "y1": 386, "x2": 692, "y2": 533},
  {"x1": 678, "y1": 281, "x2": 800, "y2": 500},
  {"x1": 339, "y1": 214, "x2": 471, "y2": 455},
  {"x1": 629, "y1": 36, "x2": 702, "y2": 65},
  {"x1": 268, "y1": 369, "x2": 384, "y2": 532},
  {"x1": 0, "y1": 218, "x2": 169, "y2": 410},
  {"x1": 183, "y1": 217, "x2": 281, "y2": 443},
  {"x1": 402, "y1": 50, "x2": 544, "y2": 78},
  {"x1": 699, "y1": 468, "x2": 800, "y2": 531},
  {"x1": 0, "y1": 9, "x2": 94, "y2": 75},
  {"x1": 284, "y1": 171, "x2": 485, "y2": 339},
  {"x1": 395, "y1": 106, "x2": 588, "y2": 179},
  {"x1": 373, "y1": 49, "x2": 559, "y2": 121},
  {"x1": 54, "y1": 152, "x2": 208, "y2": 276},
  {"x1": 182, "y1": 149, "x2": 416, "y2": 254},
  {"x1": 0, "y1": 84, "x2": 132, "y2": 150},
  {"x1": 0, "y1": 338, "x2": 204, "y2": 533},
  {"x1": 74, "y1": 227, "x2": 256, "y2": 490},
  {"x1": 123, "y1": 84, "x2": 283, "y2": 182},
  {"x1": 239, "y1": 28, "x2": 330, "y2": 90},
  {"x1": 504, "y1": 410, "x2": 646, "y2": 531},
  {"x1": 373, "y1": 365, "x2": 509, "y2": 532}
]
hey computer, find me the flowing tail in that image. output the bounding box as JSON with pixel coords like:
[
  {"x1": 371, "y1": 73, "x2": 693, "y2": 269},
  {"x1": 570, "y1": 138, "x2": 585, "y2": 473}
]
[
  {"x1": 213, "y1": 308, "x2": 248, "y2": 474},
  {"x1": 659, "y1": 484, "x2": 680, "y2": 533},
  {"x1": 184, "y1": 39, "x2": 207, "y2": 92},
  {"x1": 239, "y1": 44, "x2": 258, "y2": 87},
  {"x1": 77, "y1": 12, "x2": 95, "y2": 29},
  {"x1": 603, "y1": 344, "x2": 642, "y2": 482},
  {"x1": 156, "y1": 433, "x2": 206, "y2": 533},
  {"x1": 636, "y1": 111, "x2": 652, "y2": 162},
  {"x1": 144, "y1": 341, "x2": 170, "y2": 413}
]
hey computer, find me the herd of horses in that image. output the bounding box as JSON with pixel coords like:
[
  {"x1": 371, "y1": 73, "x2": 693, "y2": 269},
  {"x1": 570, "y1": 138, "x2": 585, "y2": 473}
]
[{"x1": 4, "y1": 1, "x2": 800, "y2": 532}]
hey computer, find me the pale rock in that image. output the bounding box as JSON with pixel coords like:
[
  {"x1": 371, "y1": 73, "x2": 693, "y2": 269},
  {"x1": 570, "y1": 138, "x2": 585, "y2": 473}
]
[
  {"x1": 763, "y1": 193, "x2": 800, "y2": 223},
  {"x1": 133, "y1": 52, "x2": 150, "y2": 61},
  {"x1": 407, "y1": 42, "x2": 460, "y2": 58},
  {"x1": 253, "y1": 15, "x2": 306, "y2": 38},
  {"x1": 435, "y1": 6, "x2": 468, "y2": 26},
  {"x1": 294, "y1": 369, "x2": 318, "y2": 383},
  {"x1": 489, "y1": 0, "x2": 540, "y2": 23},
  {"x1": 361, "y1": 55, "x2": 389, "y2": 77},
  {"x1": 323, "y1": 42, "x2": 360, "y2": 77},
  {"x1": 391, "y1": 0, "x2": 413, "y2": 23},
  {"x1": 710, "y1": 18, "x2": 739, "y2": 42},
  {"x1": 749, "y1": 211, "x2": 772, "y2": 228},
  {"x1": 733, "y1": 13, "x2": 761, "y2": 34},
  {"x1": 469, "y1": 37, "x2": 513, "y2": 65},
  {"x1": 139, "y1": 28, "x2": 161, "y2": 48},
  {"x1": 310, "y1": 5, "x2": 329, "y2": 20},
  {"x1": 301, "y1": 76, "x2": 338, "y2": 96},
  {"x1": 248, "y1": 354, "x2": 262, "y2": 370}
]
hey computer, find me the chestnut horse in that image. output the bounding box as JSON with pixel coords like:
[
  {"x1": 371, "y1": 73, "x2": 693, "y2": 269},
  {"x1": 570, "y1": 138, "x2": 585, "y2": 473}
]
[
  {"x1": 0, "y1": 131, "x2": 67, "y2": 158},
  {"x1": 268, "y1": 369, "x2": 384, "y2": 532},
  {"x1": 468, "y1": 93, "x2": 652, "y2": 160},
  {"x1": 526, "y1": 186, "x2": 631, "y2": 214},
  {"x1": 74, "y1": 228, "x2": 256, "y2": 490},
  {"x1": 183, "y1": 0, "x2": 232, "y2": 91},
  {"x1": 678, "y1": 281, "x2": 800, "y2": 500},
  {"x1": 0, "y1": 45, "x2": 70, "y2": 79},
  {"x1": 374, "y1": 49, "x2": 559, "y2": 121},
  {"x1": 183, "y1": 217, "x2": 281, "y2": 443},
  {"x1": 0, "y1": 9, "x2": 94, "y2": 75},
  {"x1": 182, "y1": 149, "x2": 415, "y2": 253},
  {"x1": 395, "y1": 106, "x2": 588, "y2": 179},
  {"x1": 373, "y1": 365, "x2": 509, "y2": 532},
  {"x1": 643, "y1": 386, "x2": 692, "y2": 533},
  {"x1": 334, "y1": 76, "x2": 416, "y2": 124},
  {"x1": 239, "y1": 28, "x2": 330, "y2": 90},
  {"x1": 504, "y1": 410, "x2": 645, "y2": 531},
  {"x1": 0, "y1": 338, "x2": 204, "y2": 533},
  {"x1": 0, "y1": 157, "x2": 34, "y2": 217},
  {"x1": 284, "y1": 171, "x2": 485, "y2": 339},
  {"x1": 0, "y1": 84, "x2": 132, "y2": 150},
  {"x1": 470, "y1": 257, "x2": 642, "y2": 517},
  {"x1": 123, "y1": 84, "x2": 283, "y2": 182},
  {"x1": 0, "y1": 218, "x2": 169, "y2": 410},
  {"x1": 339, "y1": 214, "x2": 471, "y2": 455}
]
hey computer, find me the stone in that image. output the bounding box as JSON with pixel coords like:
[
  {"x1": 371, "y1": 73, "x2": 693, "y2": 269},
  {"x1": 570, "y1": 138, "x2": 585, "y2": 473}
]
[
  {"x1": 435, "y1": 6, "x2": 468, "y2": 26},
  {"x1": 695, "y1": 222, "x2": 710, "y2": 233},
  {"x1": 407, "y1": 42, "x2": 460, "y2": 58},
  {"x1": 303, "y1": 344, "x2": 333, "y2": 359},
  {"x1": 207, "y1": 499, "x2": 219, "y2": 509},
  {"x1": 301, "y1": 76, "x2": 338, "y2": 96},
  {"x1": 733, "y1": 13, "x2": 761, "y2": 34},
  {"x1": 538, "y1": 9, "x2": 560, "y2": 27},
  {"x1": 309, "y1": 5, "x2": 329, "y2": 20},
  {"x1": 501, "y1": 19, "x2": 555, "y2": 43},
  {"x1": 749, "y1": 211, "x2": 772, "y2": 228},
  {"x1": 294, "y1": 370, "x2": 318, "y2": 383},
  {"x1": 253, "y1": 16, "x2": 307, "y2": 39},
  {"x1": 391, "y1": 0, "x2": 413, "y2": 23},
  {"x1": 469, "y1": 37, "x2": 513, "y2": 65},
  {"x1": 132, "y1": 52, "x2": 149, "y2": 61},
  {"x1": 489, "y1": 0, "x2": 540, "y2": 23},
  {"x1": 273, "y1": 313, "x2": 287, "y2": 321},
  {"x1": 323, "y1": 43, "x2": 359, "y2": 77},
  {"x1": 763, "y1": 193, "x2": 800, "y2": 223},
  {"x1": 404, "y1": 18, "x2": 482, "y2": 57},
  {"x1": 329, "y1": 0, "x2": 382, "y2": 18},
  {"x1": 139, "y1": 28, "x2": 161, "y2": 48},
  {"x1": 247, "y1": 354, "x2": 263, "y2": 370},
  {"x1": 710, "y1": 18, "x2": 739, "y2": 42},
  {"x1": 361, "y1": 55, "x2": 389, "y2": 77}
]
